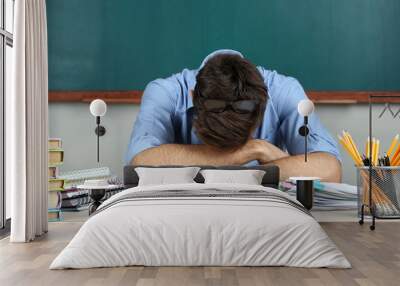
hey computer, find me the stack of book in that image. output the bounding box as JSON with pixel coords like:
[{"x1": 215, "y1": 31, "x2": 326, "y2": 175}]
[
  {"x1": 48, "y1": 138, "x2": 123, "y2": 213},
  {"x1": 48, "y1": 138, "x2": 64, "y2": 222},
  {"x1": 279, "y1": 180, "x2": 358, "y2": 210}
]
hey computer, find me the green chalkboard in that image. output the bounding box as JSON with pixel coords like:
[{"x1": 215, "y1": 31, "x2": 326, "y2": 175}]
[{"x1": 47, "y1": 0, "x2": 400, "y2": 91}]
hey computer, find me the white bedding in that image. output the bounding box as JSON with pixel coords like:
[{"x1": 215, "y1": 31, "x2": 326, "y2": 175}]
[{"x1": 50, "y1": 183, "x2": 351, "y2": 269}]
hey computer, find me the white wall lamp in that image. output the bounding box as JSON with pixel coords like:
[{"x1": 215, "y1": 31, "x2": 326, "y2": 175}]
[
  {"x1": 297, "y1": 99, "x2": 315, "y2": 162},
  {"x1": 89, "y1": 99, "x2": 107, "y2": 162}
]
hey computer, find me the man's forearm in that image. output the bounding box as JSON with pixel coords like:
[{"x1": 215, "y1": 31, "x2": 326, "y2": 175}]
[
  {"x1": 131, "y1": 141, "x2": 342, "y2": 182},
  {"x1": 131, "y1": 143, "x2": 258, "y2": 166},
  {"x1": 267, "y1": 152, "x2": 342, "y2": 182}
]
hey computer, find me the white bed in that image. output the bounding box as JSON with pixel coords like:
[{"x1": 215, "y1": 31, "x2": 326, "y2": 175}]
[{"x1": 50, "y1": 183, "x2": 351, "y2": 269}]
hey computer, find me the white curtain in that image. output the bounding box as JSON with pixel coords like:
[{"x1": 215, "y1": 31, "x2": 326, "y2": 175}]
[{"x1": 8, "y1": 0, "x2": 48, "y2": 242}]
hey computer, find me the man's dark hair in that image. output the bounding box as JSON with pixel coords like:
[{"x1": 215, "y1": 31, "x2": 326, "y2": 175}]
[{"x1": 193, "y1": 54, "x2": 268, "y2": 149}]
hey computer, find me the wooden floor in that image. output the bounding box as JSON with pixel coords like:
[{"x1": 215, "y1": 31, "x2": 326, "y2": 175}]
[{"x1": 0, "y1": 221, "x2": 399, "y2": 286}]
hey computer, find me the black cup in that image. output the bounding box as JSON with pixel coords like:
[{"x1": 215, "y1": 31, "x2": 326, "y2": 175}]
[{"x1": 296, "y1": 180, "x2": 314, "y2": 210}]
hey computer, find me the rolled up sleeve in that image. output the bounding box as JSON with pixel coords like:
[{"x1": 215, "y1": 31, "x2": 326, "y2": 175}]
[
  {"x1": 124, "y1": 80, "x2": 177, "y2": 164},
  {"x1": 278, "y1": 78, "x2": 341, "y2": 161}
]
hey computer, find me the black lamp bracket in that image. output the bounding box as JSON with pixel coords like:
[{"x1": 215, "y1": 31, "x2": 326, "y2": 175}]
[
  {"x1": 95, "y1": 126, "x2": 106, "y2": 136},
  {"x1": 298, "y1": 116, "x2": 309, "y2": 162},
  {"x1": 94, "y1": 116, "x2": 106, "y2": 136},
  {"x1": 298, "y1": 116, "x2": 309, "y2": 136}
]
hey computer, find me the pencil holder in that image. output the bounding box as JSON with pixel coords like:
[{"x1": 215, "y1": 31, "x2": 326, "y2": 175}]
[{"x1": 357, "y1": 167, "x2": 400, "y2": 218}]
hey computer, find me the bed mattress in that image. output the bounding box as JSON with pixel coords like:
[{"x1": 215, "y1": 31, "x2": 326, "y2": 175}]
[{"x1": 50, "y1": 183, "x2": 351, "y2": 269}]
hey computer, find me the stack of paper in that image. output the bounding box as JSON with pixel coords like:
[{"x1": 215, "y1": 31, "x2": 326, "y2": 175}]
[
  {"x1": 280, "y1": 180, "x2": 358, "y2": 210},
  {"x1": 58, "y1": 167, "x2": 117, "y2": 212},
  {"x1": 59, "y1": 167, "x2": 111, "y2": 180}
]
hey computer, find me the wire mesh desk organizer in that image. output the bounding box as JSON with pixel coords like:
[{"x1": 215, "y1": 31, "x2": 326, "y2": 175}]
[
  {"x1": 338, "y1": 95, "x2": 400, "y2": 230},
  {"x1": 357, "y1": 167, "x2": 400, "y2": 219},
  {"x1": 359, "y1": 95, "x2": 400, "y2": 230}
]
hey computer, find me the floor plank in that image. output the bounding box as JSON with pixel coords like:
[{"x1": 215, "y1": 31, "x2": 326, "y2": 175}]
[{"x1": 0, "y1": 221, "x2": 399, "y2": 286}]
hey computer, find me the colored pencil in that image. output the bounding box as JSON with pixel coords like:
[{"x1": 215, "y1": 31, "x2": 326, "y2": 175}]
[
  {"x1": 343, "y1": 131, "x2": 363, "y2": 163},
  {"x1": 365, "y1": 137, "x2": 370, "y2": 160},
  {"x1": 371, "y1": 138, "x2": 376, "y2": 166},
  {"x1": 387, "y1": 134, "x2": 399, "y2": 158},
  {"x1": 374, "y1": 139, "x2": 380, "y2": 166},
  {"x1": 338, "y1": 136, "x2": 355, "y2": 164},
  {"x1": 338, "y1": 135, "x2": 362, "y2": 166},
  {"x1": 392, "y1": 154, "x2": 400, "y2": 166},
  {"x1": 390, "y1": 140, "x2": 400, "y2": 165}
]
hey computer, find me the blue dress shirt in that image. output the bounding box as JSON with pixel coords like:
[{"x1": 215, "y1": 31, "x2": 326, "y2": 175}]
[{"x1": 125, "y1": 50, "x2": 340, "y2": 165}]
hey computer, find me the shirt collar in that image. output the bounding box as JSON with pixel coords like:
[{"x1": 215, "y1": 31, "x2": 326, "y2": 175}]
[
  {"x1": 187, "y1": 92, "x2": 194, "y2": 111},
  {"x1": 187, "y1": 49, "x2": 244, "y2": 111},
  {"x1": 199, "y1": 49, "x2": 244, "y2": 69}
]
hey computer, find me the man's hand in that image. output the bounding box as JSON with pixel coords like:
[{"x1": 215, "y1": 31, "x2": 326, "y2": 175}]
[
  {"x1": 243, "y1": 139, "x2": 289, "y2": 164},
  {"x1": 242, "y1": 140, "x2": 341, "y2": 182}
]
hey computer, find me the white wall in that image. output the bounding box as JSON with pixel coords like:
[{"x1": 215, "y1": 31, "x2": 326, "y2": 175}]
[{"x1": 49, "y1": 103, "x2": 395, "y2": 185}]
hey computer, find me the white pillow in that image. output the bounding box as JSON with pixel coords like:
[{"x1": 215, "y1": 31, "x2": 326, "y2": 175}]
[
  {"x1": 200, "y1": 169, "x2": 266, "y2": 185},
  {"x1": 135, "y1": 167, "x2": 201, "y2": 186}
]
